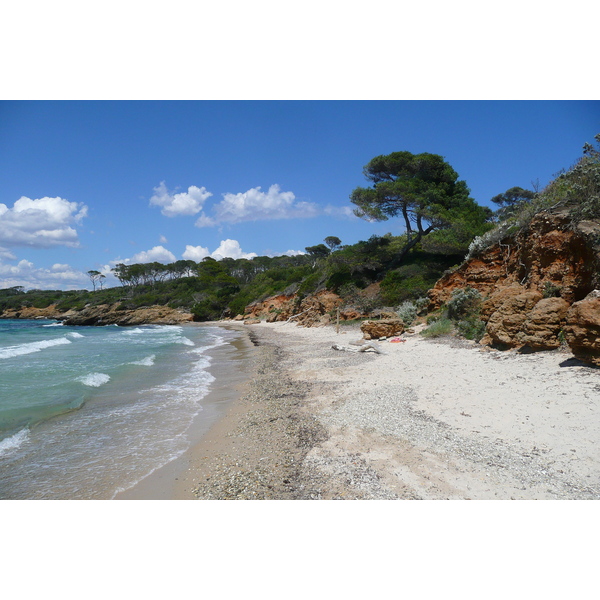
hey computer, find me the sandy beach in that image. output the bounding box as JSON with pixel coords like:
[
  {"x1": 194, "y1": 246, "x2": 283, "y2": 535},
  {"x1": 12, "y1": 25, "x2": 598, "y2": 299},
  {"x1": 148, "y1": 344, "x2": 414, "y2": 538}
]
[{"x1": 159, "y1": 320, "x2": 600, "y2": 500}]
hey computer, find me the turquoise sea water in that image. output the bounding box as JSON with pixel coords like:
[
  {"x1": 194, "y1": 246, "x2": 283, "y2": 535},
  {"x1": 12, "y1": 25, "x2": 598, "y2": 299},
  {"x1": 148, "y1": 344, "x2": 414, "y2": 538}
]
[{"x1": 0, "y1": 319, "x2": 235, "y2": 499}]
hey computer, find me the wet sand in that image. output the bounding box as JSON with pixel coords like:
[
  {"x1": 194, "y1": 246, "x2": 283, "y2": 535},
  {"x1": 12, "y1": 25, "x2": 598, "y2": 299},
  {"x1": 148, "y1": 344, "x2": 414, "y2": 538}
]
[{"x1": 115, "y1": 324, "x2": 255, "y2": 499}]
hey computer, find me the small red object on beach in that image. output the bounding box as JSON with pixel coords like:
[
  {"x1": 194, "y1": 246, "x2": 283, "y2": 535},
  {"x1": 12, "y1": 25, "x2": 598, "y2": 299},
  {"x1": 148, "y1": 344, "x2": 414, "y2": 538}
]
[{"x1": 389, "y1": 337, "x2": 406, "y2": 343}]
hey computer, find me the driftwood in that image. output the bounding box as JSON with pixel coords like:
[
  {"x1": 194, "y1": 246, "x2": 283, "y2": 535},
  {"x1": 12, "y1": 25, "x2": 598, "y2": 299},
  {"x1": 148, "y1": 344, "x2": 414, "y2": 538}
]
[{"x1": 331, "y1": 342, "x2": 388, "y2": 356}]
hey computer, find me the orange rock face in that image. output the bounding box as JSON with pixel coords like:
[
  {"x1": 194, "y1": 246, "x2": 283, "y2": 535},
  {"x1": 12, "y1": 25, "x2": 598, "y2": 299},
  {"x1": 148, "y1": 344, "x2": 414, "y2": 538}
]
[
  {"x1": 564, "y1": 293, "x2": 600, "y2": 366},
  {"x1": 243, "y1": 290, "x2": 344, "y2": 326},
  {"x1": 429, "y1": 210, "x2": 599, "y2": 310},
  {"x1": 427, "y1": 208, "x2": 600, "y2": 359},
  {"x1": 485, "y1": 291, "x2": 543, "y2": 347},
  {"x1": 516, "y1": 297, "x2": 571, "y2": 349}
]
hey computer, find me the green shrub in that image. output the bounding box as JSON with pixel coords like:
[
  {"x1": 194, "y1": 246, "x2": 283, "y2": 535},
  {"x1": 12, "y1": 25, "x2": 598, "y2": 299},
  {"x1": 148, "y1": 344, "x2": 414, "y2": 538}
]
[
  {"x1": 31, "y1": 297, "x2": 55, "y2": 309},
  {"x1": 456, "y1": 317, "x2": 487, "y2": 341},
  {"x1": 380, "y1": 266, "x2": 430, "y2": 304},
  {"x1": 414, "y1": 297, "x2": 430, "y2": 314},
  {"x1": 542, "y1": 282, "x2": 562, "y2": 298},
  {"x1": 55, "y1": 298, "x2": 87, "y2": 312},
  {"x1": 297, "y1": 272, "x2": 322, "y2": 296},
  {"x1": 447, "y1": 287, "x2": 482, "y2": 320},
  {"x1": 421, "y1": 318, "x2": 453, "y2": 338},
  {"x1": 396, "y1": 301, "x2": 417, "y2": 326}
]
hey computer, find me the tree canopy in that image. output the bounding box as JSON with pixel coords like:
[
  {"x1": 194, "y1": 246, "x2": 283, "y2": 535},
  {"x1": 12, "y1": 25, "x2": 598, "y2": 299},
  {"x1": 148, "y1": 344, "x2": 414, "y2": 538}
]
[
  {"x1": 87, "y1": 270, "x2": 105, "y2": 291},
  {"x1": 350, "y1": 151, "x2": 491, "y2": 259},
  {"x1": 324, "y1": 236, "x2": 342, "y2": 251},
  {"x1": 490, "y1": 186, "x2": 535, "y2": 221}
]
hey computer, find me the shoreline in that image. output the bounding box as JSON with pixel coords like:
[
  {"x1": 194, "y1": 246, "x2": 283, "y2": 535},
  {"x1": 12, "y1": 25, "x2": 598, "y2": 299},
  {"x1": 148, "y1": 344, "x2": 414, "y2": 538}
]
[
  {"x1": 115, "y1": 323, "x2": 255, "y2": 500},
  {"x1": 170, "y1": 321, "x2": 600, "y2": 500}
]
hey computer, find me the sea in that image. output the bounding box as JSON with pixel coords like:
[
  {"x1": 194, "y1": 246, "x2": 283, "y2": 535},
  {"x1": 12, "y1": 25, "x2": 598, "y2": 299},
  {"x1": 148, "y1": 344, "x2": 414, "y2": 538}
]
[{"x1": 0, "y1": 318, "x2": 243, "y2": 499}]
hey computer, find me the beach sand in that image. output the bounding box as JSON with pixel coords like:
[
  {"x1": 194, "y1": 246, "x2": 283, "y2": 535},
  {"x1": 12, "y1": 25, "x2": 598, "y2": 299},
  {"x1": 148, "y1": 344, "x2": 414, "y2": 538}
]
[
  {"x1": 125, "y1": 320, "x2": 600, "y2": 500},
  {"x1": 115, "y1": 325, "x2": 255, "y2": 499}
]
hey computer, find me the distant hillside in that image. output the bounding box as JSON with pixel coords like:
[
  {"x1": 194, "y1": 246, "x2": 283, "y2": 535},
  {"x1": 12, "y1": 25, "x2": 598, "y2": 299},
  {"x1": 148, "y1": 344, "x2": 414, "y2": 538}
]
[{"x1": 0, "y1": 234, "x2": 465, "y2": 324}]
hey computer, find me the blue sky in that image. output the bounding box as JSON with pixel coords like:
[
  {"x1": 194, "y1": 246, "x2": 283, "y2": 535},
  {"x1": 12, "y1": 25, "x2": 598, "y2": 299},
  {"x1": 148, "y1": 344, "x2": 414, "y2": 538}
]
[{"x1": 0, "y1": 100, "x2": 598, "y2": 290}]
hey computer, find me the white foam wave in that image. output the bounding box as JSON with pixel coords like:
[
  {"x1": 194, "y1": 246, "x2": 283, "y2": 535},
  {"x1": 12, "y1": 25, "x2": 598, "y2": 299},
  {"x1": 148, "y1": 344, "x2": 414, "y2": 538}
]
[
  {"x1": 0, "y1": 337, "x2": 72, "y2": 360},
  {"x1": 129, "y1": 355, "x2": 155, "y2": 366},
  {"x1": 43, "y1": 322, "x2": 64, "y2": 327},
  {"x1": 123, "y1": 327, "x2": 145, "y2": 335},
  {"x1": 153, "y1": 325, "x2": 183, "y2": 333},
  {"x1": 78, "y1": 373, "x2": 111, "y2": 387},
  {"x1": 191, "y1": 335, "x2": 227, "y2": 354},
  {"x1": 177, "y1": 337, "x2": 195, "y2": 346},
  {"x1": 0, "y1": 428, "x2": 30, "y2": 456},
  {"x1": 67, "y1": 332, "x2": 84, "y2": 339}
]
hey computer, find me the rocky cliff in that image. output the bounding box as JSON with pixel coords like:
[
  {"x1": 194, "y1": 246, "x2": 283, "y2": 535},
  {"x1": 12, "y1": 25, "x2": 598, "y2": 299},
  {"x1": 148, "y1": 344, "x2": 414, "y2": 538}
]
[
  {"x1": 428, "y1": 208, "x2": 600, "y2": 365},
  {"x1": 238, "y1": 290, "x2": 345, "y2": 327},
  {"x1": 0, "y1": 303, "x2": 194, "y2": 326}
]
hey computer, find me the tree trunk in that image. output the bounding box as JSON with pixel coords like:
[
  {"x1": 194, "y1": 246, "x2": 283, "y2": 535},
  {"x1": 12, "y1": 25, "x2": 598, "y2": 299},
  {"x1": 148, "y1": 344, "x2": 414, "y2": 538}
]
[{"x1": 393, "y1": 224, "x2": 435, "y2": 266}]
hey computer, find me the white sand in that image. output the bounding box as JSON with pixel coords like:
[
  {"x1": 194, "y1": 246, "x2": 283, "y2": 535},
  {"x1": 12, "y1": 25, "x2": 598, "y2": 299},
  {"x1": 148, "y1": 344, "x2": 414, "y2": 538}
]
[{"x1": 251, "y1": 321, "x2": 600, "y2": 499}]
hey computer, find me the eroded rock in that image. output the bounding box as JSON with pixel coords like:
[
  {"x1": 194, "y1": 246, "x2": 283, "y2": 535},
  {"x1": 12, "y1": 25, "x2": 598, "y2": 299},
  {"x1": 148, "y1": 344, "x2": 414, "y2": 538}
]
[
  {"x1": 564, "y1": 292, "x2": 600, "y2": 366},
  {"x1": 360, "y1": 319, "x2": 404, "y2": 340},
  {"x1": 60, "y1": 304, "x2": 193, "y2": 326},
  {"x1": 516, "y1": 297, "x2": 570, "y2": 349},
  {"x1": 485, "y1": 291, "x2": 543, "y2": 347}
]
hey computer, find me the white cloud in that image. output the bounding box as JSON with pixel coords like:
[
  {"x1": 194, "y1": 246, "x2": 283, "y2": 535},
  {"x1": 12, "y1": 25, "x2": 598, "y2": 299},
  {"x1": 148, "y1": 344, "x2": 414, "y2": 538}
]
[
  {"x1": 195, "y1": 184, "x2": 319, "y2": 227},
  {"x1": 183, "y1": 240, "x2": 257, "y2": 261},
  {"x1": 194, "y1": 213, "x2": 217, "y2": 228},
  {"x1": 211, "y1": 239, "x2": 257, "y2": 260},
  {"x1": 182, "y1": 244, "x2": 210, "y2": 261},
  {"x1": 150, "y1": 181, "x2": 212, "y2": 217},
  {"x1": 323, "y1": 205, "x2": 356, "y2": 219},
  {"x1": 281, "y1": 249, "x2": 306, "y2": 256},
  {"x1": 0, "y1": 196, "x2": 88, "y2": 248},
  {"x1": 0, "y1": 247, "x2": 17, "y2": 260},
  {"x1": 111, "y1": 245, "x2": 177, "y2": 266},
  {"x1": 159, "y1": 235, "x2": 168, "y2": 244},
  {"x1": 129, "y1": 245, "x2": 177, "y2": 264},
  {"x1": 0, "y1": 258, "x2": 88, "y2": 290}
]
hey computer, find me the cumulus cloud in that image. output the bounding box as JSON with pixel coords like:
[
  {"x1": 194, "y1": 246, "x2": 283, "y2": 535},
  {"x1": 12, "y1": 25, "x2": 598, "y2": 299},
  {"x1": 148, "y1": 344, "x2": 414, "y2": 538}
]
[
  {"x1": 195, "y1": 184, "x2": 319, "y2": 228},
  {"x1": 210, "y1": 239, "x2": 258, "y2": 260},
  {"x1": 182, "y1": 240, "x2": 258, "y2": 261},
  {"x1": 111, "y1": 245, "x2": 177, "y2": 267},
  {"x1": 0, "y1": 196, "x2": 88, "y2": 248},
  {"x1": 128, "y1": 245, "x2": 177, "y2": 264},
  {"x1": 182, "y1": 244, "x2": 210, "y2": 261},
  {"x1": 0, "y1": 258, "x2": 89, "y2": 290},
  {"x1": 150, "y1": 181, "x2": 212, "y2": 217}
]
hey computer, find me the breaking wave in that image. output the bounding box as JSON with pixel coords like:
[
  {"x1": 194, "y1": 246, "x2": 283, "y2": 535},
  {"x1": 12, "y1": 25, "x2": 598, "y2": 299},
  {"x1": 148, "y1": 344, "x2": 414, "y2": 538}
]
[
  {"x1": 0, "y1": 337, "x2": 72, "y2": 360},
  {"x1": 129, "y1": 355, "x2": 156, "y2": 366},
  {"x1": 78, "y1": 373, "x2": 111, "y2": 387},
  {"x1": 0, "y1": 428, "x2": 30, "y2": 456}
]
